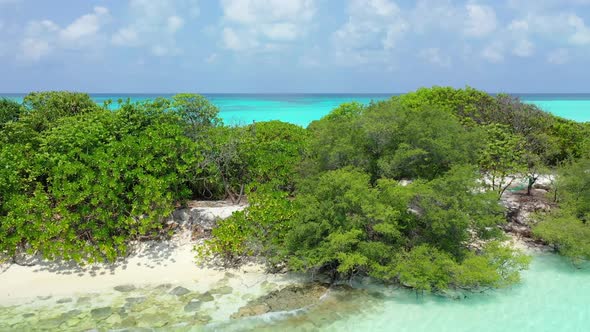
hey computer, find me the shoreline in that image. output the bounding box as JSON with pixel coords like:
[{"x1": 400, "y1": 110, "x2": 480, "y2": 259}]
[
  {"x1": 0, "y1": 231, "x2": 293, "y2": 307},
  {"x1": 0, "y1": 231, "x2": 547, "y2": 306}
]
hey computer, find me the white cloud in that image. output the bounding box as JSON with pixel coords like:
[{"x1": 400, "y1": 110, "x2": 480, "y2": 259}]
[
  {"x1": 222, "y1": 27, "x2": 256, "y2": 51},
  {"x1": 419, "y1": 48, "x2": 451, "y2": 67},
  {"x1": 507, "y1": 12, "x2": 590, "y2": 47},
  {"x1": 481, "y1": 42, "x2": 504, "y2": 63},
  {"x1": 112, "y1": 0, "x2": 198, "y2": 56},
  {"x1": 411, "y1": 0, "x2": 462, "y2": 34},
  {"x1": 205, "y1": 53, "x2": 218, "y2": 63},
  {"x1": 21, "y1": 38, "x2": 51, "y2": 61},
  {"x1": 222, "y1": 0, "x2": 315, "y2": 24},
  {"x1": 383, "y1": 23, "x2": 408, "y2": 50},
  {"x1": 513, "y1": 39, "x2": 534, "y2": 57},
  {"x1": 151, "y1": 44, "x2": 180, "y2": 57},
  {"x1": 111, "y1": 27, "x2": 139, "y2": 45},
  {"x1": 464, "y1": 3, "x2": 497, "y2": 37},
  {"x1": 60, "y1": 6, "x2": 109, "y2": 42},
  {"x1": 547, "y1": 48, "x2": 569, "y2": 64},
  {"x1": 508, "y1": 19, "x2": 529, "y2": 32},
  {"x1": 20, "y1": 7, "x2": 110, "y2": 61},
  {"x1": 261, "y1": 23, "x2": 298, "y2": 41},
  {"x1": 505, "y1": 19, "x2": 535, "y2": 57},
  {"x1": 220, "y1": 0, "x2": 317, "y2": 51},
  {"x1": 333, "y1": 0, "x2": 407, "y2": 65},
  {"x1": 167, "y1": 16, "x2": 184, "y2": 33},
  {"x1": 508, "y1": 0, "x2": 590, "y2": 11},
  {"x1": 567, "y1": 14, "x2": 590, "y2": 44}
]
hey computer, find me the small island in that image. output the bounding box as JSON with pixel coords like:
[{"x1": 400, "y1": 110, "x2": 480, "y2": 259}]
[{"x1": 0, "y1": 88, "x2": 589, "y2": 330}]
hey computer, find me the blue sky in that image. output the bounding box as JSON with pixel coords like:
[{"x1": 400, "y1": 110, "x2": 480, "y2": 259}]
[{"x1": 0, "y1": 0, "x2": 589, "y2": 93}]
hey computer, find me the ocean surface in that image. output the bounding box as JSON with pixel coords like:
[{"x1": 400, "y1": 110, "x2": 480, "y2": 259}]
[{"x1": 2, "y1": 93, "x2": 590, "y2": 125}]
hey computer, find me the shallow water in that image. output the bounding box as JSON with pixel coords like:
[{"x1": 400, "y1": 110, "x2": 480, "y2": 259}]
[
  {"x1": 1, "y1": 253, "x2": 588, "y2": 331},
  {"x1": 321, "y1": 253, "x2": 590, "y2": 332},
  {"x1": 2, "y1": 93, "x2": 590, "y2": 126}
]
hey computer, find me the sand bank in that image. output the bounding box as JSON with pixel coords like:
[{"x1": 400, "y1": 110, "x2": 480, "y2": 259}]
[{"x1": 0, "y1": 232, "x2": 292, "y2": 306}]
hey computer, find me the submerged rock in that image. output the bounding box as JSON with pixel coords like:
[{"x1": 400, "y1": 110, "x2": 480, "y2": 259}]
[
  {"x1": 114, "y1": 284, "x2": 137, "y2": 292},
  {"x1": 197, "y1": 291, "x2": 215, "y2": 302},
  {"x1": 56, "y1": 297, "x2": 72, "y2": 304},
  {"x1": 234, "y1": 303, "x2": 271, "y2": 318},
  {"x1": 77, "y1": 296, "x2": 91, "y2": 304},
  {"x1": 104, "y1": 313, "x2": 122, "y2": 326},
  {"x1": 125, "y1": 297, "x2": 146, "y2": 304},
  {"x1": 170, "y1": 286, "x2": 191, "y2": 296},
  {"x1": 37, "y1": 316, "x2": 66, "y2": 329},
  {"x1": 231, "y1": 283, "x2": 329, "y2": 319},
  {"x1": 62, "y1": 309, "x2": 82, "y2": 319},
  {"x1": 194, "y1": 313, "x2": 213, "y2": 324},
  {"x1": 137, "y1": 313, "x2": 169, "y2": 328},
  {"x1": 155, "y1": 283, "x2": 172, "y2": 290},
  {"x1": 90, "y1": 307, "x2": 113, "y2": 320},
  {"x1": 210, "y1": 285, "x2": 233, "y2": 295},
  {"x1": 184, "y1": 300, "x2": 202, "y2": 312},
  {"x1": 119, "y1": 316, "x2": 137, "y2": 328}
]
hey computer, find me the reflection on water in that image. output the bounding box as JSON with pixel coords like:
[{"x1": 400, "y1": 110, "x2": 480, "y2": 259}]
[{"x1": 1, "y1": 254, "x2": 589, "y2": 331}]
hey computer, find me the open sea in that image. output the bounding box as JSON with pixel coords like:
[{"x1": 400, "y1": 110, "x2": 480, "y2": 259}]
[
  {"x1": 2, "y1": 93, "x2": 590, "y2": 125},
  {"x1": 1, "y1": 93, "x2": 589, "y2": 331}
]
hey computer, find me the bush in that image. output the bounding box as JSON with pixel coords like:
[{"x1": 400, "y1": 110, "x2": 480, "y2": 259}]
[
  {"x1": 0, "y1": 99, "x2": 23, "y2": 129},
  {"x1": 533, "y1": 159, "x2": 590, "y2": 262},
  {"x1": 0, "y1": 95, "x2": 205, "y2": 262}
]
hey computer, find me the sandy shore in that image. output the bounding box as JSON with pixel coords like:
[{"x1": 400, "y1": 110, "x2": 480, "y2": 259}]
[
  {"x1": 0, "y1": 233, "x2": 547, "y2": 305},
  {"x1": 0, "y1": 232, "x2": 285, "y2": 306}
]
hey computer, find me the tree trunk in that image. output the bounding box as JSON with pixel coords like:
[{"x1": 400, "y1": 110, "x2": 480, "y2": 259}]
[{"x1": 527, "y1": 177, "x2": 535, "y2": 196}]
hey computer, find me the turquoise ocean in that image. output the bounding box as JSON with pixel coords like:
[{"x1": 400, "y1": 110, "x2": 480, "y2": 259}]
[
  {"x1": 2, "y1": 93, "x2": 590, "y2": 126},
  {"x1": 1, "y1": 93, "x2": 590, "y2": 331}
]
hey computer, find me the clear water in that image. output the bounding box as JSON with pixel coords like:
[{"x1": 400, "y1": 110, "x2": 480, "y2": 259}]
[
  {"x1": 1, "y1": 253, "x2": 588, "y2": 331},
  {"x1": 322, "y1": 253, "x2": 590, "y2": 332},
  {"x1": 2, "y1": 93, "x2": 590, "y2": 126}
]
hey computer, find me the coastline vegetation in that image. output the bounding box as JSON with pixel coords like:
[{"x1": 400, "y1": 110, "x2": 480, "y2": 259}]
[{"x1": 1, "y1": 87, "x2": 588, "y2": 292}]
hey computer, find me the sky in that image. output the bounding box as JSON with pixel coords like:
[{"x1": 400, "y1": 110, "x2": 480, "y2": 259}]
[{"x1": 0, "y1": 0, "x2": 589, "y2": 93}]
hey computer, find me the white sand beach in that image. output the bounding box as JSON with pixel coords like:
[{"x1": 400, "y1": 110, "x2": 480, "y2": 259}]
[{"x1": 0, "y1": 232, "x2": 283, "y2": 306}]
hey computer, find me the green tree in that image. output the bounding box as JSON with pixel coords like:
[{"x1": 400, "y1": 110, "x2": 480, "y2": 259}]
[
  {"x1": 172, "y1": 93, "x2": 221, "y2": 136},
  {"x1": 478, "y1": 124, "x2": 525, "y2": 197},
  {"x1": 21, "y1": 91, "x2": 98, "y2": 132},
  {"x1": 0, "y1": 99, "x2": 23, "y2": 129},
  {"x1": 533, "y1": 159, "x2": 590, "y2": 262},
  {"x1": 370, "y1": 106, "x2": 480, "y2": 180},
  {"x1": 534, "y1": 214, "x2": 590, "y2": 264},
  {"x1": 198, "y1": 183, "x2": 295, "y2": 266},
  {"x1": 0, "y1": 101, "x2": 201, "y2": 262},
  {"x1": 204, "y1": 121, "x2": 309, "y2": 202},
  {"x1": 304, "y1": 102, "x2": 367, "y2": 175}
]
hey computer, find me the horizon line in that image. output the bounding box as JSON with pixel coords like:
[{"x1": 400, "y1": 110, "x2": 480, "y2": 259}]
[{"x1": 2, "y1": 92, "x2": 590, "y2": 95}]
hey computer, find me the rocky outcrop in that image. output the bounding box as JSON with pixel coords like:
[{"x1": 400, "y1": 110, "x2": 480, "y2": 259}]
[
  {"x1": 231, "y1": 283, "x2": 330, "y2": 319},
  {"x1": 501, "y1": 188, "x2": 554, "y2": 241},
  {"x1": 166, "y1": 201, "x2": 246, "y2": 232}
]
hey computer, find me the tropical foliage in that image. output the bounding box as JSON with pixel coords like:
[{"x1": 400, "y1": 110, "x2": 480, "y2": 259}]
[
  {"x1": 1, "y1": 87, "x2": 587, "y2": 292},
  {"x1": 534, "y1": 159, "x2": 590, "y2": 263}
]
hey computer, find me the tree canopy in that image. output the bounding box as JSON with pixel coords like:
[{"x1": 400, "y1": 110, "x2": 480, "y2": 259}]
[{"x1": 1, "y1": 87, "x2": 587, "y2": 292}]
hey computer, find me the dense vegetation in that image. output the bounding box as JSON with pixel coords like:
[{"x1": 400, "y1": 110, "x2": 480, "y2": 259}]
[
  {"x1": 204, "y1": 87, "x2": 589, "y2": 291},
  {"x1": 0, "y1": 92, "x2": 305, "y2": 262},
  {"x1": 533, "y1": 158, "x2": 590, "y2": 263},
  {"x1": 1, "y1": 87, "x2": 588, "y2": 292}
]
